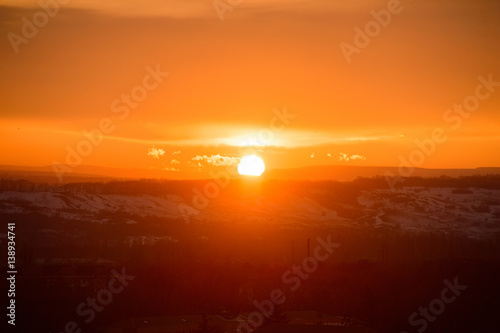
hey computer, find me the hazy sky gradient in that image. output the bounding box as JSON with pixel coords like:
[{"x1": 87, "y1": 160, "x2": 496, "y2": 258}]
[{"x1": 1, "y1": 0, "x2": 499, "y2": 177}]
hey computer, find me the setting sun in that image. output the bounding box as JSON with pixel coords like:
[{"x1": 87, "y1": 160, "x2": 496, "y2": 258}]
[{"x1": 238, "y1": 155, "x2": 265, "y2": 176}]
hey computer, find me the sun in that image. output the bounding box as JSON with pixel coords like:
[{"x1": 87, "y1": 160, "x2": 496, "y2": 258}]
[{"x1": 238, "y1": 155, "x2": 265, "y2": 176}]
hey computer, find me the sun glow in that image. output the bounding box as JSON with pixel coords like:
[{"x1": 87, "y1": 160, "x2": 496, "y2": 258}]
[{"x1": 237, "y1": 155, "x2": 265, "y2": 176}]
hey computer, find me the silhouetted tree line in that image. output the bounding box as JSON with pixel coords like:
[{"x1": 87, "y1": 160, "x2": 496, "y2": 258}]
[
  {"x1": 0, "y1": 178, "x2": 59, "y2": 192},
  {"x1": 364, "y1": 174, "x2": 500, "y2": 189},
  {"x1": 2, "y1": 175, "x2": 500, "y2": 195}
]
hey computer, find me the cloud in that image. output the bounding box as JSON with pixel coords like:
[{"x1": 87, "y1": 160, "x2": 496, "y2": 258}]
[
  {"x1": 1, "y1": 0, "x2": 370, "y2": 19},
  {"x1": 327, "y1": 153, "x2": 331, "y2": 157},
  {"x1": 310, "y1": 152, "x2": 315, "y2": 158},
  {"x1": 338, "y1": 153, "x2": 366, "y2": 161},
  {"x1": 350, "y1": 154, "x2": 366, "y2": 160},
  {"x1": 147, "y1": 147, "x2": 165, "y2": 159},
  {"x1": 163, "y1": 159, "x2": 181, "y2": 172},
  {"x1": 191, "y1": 154, "x2": 240, "y2": 167},
  {"x1": 172, "y1": 151, "x2": 181, "y2": 155}
]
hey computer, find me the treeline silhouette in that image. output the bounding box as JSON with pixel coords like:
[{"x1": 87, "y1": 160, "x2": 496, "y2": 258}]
[{"x1": 2, "y1": 174, "x2": 500, "y2": 194}]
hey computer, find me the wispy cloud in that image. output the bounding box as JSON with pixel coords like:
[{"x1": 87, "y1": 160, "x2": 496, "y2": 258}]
[
  {"x1": 2, "y1": 0, "x2": 379, "y2": 18},
  {"x1": 191, "y1": 154, "x2": 240, "y2": 167},
  {"x1": 147, "y1": 147, "x2": 165, "y2": 159},
  {"x1": 338, "y1": 153, "x2": 366, "y2": 161},
  {"x1": 164, "y1": 159, "x2": 181, "y2": 172}
]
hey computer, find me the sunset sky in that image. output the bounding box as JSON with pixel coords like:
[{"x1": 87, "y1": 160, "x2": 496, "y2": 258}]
[{"x1": 1, "y1": 0, "x2": 500, "y2": 179}]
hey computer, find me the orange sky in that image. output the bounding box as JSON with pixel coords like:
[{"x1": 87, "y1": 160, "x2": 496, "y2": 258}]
[{"x1": 1, "y1": 0, "x2": 500, "y2": 179}]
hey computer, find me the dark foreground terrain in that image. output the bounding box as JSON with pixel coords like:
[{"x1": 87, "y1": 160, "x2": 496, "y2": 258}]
[{"x1": 1, "y1": 176, "x2": 500, "y2": 332}]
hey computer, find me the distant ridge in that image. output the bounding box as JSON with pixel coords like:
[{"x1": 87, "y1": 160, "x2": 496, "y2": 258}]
[
  {"x1": 0, "y1": 164, "x2": 196, "y2": 183},
  {"x1": 1, "y1": 164, "x2": 500, "y2": 183},
  {"x1": 262, "y1": 165, "x2": 500, "y2": 182}
]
